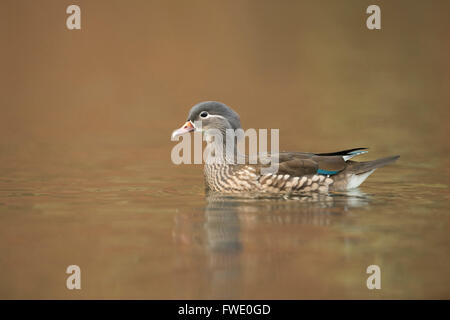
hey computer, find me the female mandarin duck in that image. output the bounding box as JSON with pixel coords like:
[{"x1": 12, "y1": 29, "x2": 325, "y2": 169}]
[{"x1": 172, "y1": 101, "x2": 399, "y2": 194}]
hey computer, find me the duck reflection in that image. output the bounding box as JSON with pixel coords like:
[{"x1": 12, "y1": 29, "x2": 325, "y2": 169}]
[{"x1": 172, "y1": 190, "x2": 370, "y2": 298}]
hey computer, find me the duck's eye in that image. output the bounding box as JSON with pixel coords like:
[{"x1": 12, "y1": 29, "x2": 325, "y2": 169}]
[{"x1": 200, "y1": 111, "x2": 209, "y2": 118}]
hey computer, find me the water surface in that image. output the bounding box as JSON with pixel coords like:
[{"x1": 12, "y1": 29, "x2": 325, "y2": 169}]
[
  {"x1": 0, "y1": 140, "x2": 448, "y2": 299},
  {"x1": 1, "y1": 0, "x2": 449, "y2": 299}
]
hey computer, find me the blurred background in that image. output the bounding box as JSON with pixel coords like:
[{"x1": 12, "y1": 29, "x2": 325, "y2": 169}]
[{"x1": 0, "y1": 0, "x2": 449, "y2": 299}]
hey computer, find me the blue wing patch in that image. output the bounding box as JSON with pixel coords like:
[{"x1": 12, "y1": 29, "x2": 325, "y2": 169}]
[{"x1": 317, "y1": 169, "x2": 339, "y2": 175}]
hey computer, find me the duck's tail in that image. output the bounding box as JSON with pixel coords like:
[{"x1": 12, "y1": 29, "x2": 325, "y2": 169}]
[
  {"x1": 351, "y1": 155, "x2": 400, "y2": 175},
  {"x1": 345, "y1": 155, "x2": 400, "y2": 190}
]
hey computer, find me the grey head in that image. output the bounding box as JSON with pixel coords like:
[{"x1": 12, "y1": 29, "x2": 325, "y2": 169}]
[
  {"x1": 172, "y1": 101, "x2": 242, "y2": 140},
  {"x1": 187, "y1": 101, "x2": 242, "y2": 132}
]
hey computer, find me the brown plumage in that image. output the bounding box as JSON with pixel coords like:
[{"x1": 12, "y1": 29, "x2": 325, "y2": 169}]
[{"x1": 172, "y1": 101, "x2": 400, "y2": 194}]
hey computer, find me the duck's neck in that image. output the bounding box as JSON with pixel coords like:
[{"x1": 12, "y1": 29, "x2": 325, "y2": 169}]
[{"x1": 204, "y1": 132, "x2": 240, "y2": 165}]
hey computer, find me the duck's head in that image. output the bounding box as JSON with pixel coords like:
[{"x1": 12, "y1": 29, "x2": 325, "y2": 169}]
[{"x1": 171, "y1": 101, "x2": 242, "y2": 140}]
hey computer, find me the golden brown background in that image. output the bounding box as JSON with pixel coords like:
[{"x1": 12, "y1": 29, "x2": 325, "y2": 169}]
[
  {"x1": 0, "y1": 0, "x2": 449, "y2": 299},
  {"x1": 2, "y1": 0, "x2": 449, "y2": 151}
]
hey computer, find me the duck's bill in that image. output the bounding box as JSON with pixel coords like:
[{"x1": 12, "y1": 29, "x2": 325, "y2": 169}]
[{"x1": 171, "y1": 121, "x2": 195, "y2": 140}]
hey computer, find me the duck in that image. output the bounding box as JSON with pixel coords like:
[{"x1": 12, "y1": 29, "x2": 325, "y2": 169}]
[{"x1": 171, "y1": 101, "x2": 399, "y2": 194}]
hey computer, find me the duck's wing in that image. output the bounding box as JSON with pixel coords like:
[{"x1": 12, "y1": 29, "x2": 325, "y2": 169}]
[{"x1": 263, "y1": 148, "x2": 370, "y2": 177}]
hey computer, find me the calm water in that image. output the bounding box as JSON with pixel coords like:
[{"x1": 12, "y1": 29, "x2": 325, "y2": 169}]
[
  {"x1": 0, "y1": 137, "x2": 449, "y2": 299},
  {"x1": 1, "y1": 0, "x2": 450, "y2": 299}
]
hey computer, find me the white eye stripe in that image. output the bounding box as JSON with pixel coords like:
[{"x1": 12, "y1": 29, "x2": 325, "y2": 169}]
[{"x1": 201, "y1": 114, "x2": 226, "y2": 120}]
